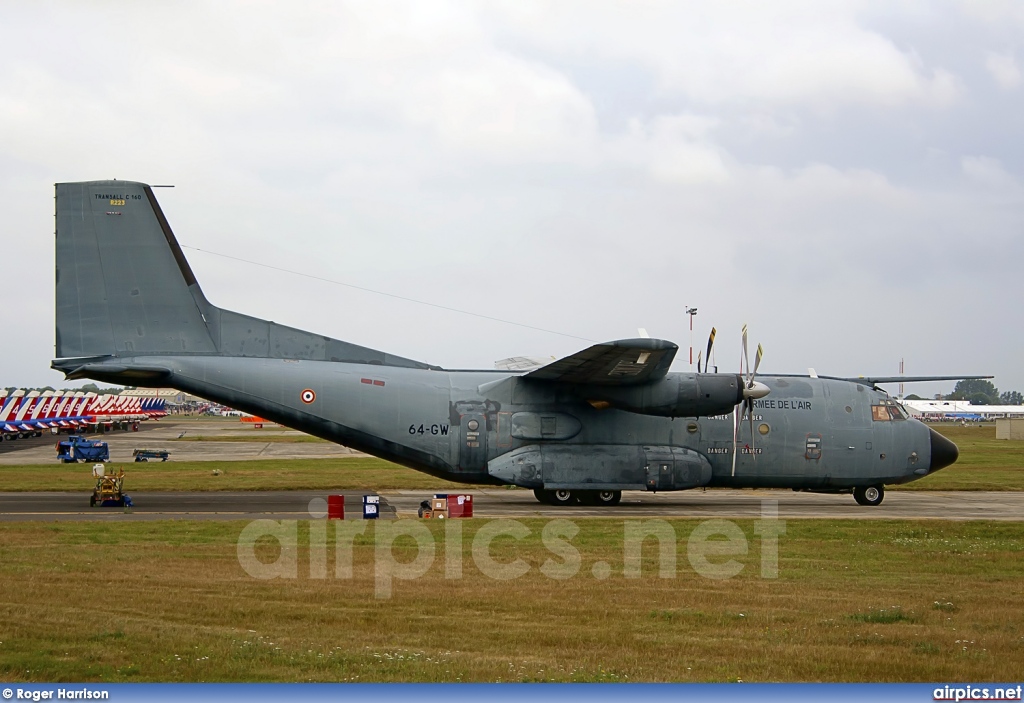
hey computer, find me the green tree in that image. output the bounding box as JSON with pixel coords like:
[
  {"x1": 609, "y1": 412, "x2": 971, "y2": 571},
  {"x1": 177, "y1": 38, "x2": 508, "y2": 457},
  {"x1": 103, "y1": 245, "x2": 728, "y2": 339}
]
[
  {"x1": 1000, "y1": 390, "x2": 1024, "y2": 405},
  {"x1": 948, "y1": 379, "x2": 998, "y2": 405}
]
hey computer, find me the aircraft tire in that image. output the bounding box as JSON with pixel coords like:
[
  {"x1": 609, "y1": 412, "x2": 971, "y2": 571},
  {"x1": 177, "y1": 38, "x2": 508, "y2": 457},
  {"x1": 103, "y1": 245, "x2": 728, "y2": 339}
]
[
  {"x1": 549, "y1": 489, "x2": 577, "y2": 505},
  {"x1": 577, "y1": 490, "x2": 622, "y2": 506},
  {"x1": 534, "y1": 489, "x2": 579, "y2": 505},
  {"x1": 853, "y1": 485, "x2": 884, "y2": 506}
]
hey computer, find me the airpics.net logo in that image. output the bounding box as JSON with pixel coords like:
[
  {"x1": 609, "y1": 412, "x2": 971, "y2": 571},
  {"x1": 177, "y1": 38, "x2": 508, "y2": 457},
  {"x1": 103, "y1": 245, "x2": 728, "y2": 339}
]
[
  {"x1": 235, "y1": 500, "x2": 786, "y2": 599},
  {"x1": 934, "y1": 685, "x2": 1023, "y2": 701}
]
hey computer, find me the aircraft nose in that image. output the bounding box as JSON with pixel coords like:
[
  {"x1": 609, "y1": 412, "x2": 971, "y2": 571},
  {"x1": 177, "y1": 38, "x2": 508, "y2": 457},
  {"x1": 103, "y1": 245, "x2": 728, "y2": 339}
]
[{"x1": 929, "y1": 428, "x2": 959, "y2": 471}]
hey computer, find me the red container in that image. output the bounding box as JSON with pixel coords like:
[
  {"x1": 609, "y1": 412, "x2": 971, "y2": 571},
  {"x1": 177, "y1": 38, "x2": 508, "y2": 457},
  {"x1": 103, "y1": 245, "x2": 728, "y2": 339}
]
[
  {"x1": 327, "y1": 494, "x2": 345, "y2": 520},
  {"x1": 448, "y1": 494, "x2": 473, "y2": 518}
]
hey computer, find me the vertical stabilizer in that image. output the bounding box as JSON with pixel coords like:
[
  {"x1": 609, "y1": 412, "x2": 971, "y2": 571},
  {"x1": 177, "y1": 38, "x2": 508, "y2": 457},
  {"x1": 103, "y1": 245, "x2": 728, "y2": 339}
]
[{"x1": 55, "y1": 181, "x2": 216, "y2": 359}]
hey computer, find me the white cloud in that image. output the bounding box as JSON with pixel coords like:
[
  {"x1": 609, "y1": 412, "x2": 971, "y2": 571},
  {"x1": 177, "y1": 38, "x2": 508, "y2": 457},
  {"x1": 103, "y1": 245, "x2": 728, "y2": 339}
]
[
  {"x1": 609, "y1": 114, "x2": 730, "y2": 184},
  {"x1": 985, "y1": 51, "x2": 1021, "y2": 90},
  {"x1": 961, "y1": 156, "x2": 1020, "y2": 189},
  {"x1": 404, "y1": 55, "x2": 599, "y2": 161},
  {"x1": 491, "y1": 0, "x2": 960, "y2": 108}
]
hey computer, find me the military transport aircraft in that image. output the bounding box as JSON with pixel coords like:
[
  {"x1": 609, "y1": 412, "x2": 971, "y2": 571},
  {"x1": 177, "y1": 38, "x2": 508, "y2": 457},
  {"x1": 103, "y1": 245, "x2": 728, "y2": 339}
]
[{"x1": 52, "y1": 180, "x2": 975, "y2": 507}]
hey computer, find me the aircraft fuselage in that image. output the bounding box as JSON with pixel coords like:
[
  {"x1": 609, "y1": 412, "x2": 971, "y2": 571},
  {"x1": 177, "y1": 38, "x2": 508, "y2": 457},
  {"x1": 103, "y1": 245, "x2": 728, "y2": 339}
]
[{"x1": 79, "y1": 355, "x2": 946, "y2": 492}]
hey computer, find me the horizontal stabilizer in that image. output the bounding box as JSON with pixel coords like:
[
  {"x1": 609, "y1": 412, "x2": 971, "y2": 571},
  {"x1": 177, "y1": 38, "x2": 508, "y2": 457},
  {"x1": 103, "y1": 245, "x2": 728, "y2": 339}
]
[
  {"x1": 61, "y1": 362, "x2": 172, "y2": 385},
  {"x1": 523, "y1": 338, "x2": 677, "y2": 386}
]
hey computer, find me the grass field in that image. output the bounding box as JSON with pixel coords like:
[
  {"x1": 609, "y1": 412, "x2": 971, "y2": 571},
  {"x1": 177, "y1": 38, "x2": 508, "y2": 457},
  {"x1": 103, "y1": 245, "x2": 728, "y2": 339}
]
[
  {"x1": 893, "y1": 425, "x2": 1024, "y2": 491},
  {"x1": 0, "y1": 457, "x2": 468, "y2": 492},
  {"x1": 0, "y1": 518, "x2": 1021, "y2": 682}
]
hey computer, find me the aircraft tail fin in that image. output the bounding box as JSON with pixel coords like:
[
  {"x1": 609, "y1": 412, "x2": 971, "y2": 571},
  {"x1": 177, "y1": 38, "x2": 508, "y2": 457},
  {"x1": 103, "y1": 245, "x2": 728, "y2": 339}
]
[
  {"x1": 55, "y1": 180, "x2": 435, "y2": 372},
  {"x1": 55, "y1": 181, "x2": 217, "y2": 360}
]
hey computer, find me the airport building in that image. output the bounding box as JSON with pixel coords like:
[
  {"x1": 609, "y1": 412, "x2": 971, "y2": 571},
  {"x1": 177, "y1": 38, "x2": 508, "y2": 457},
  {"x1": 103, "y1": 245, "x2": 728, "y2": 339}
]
[{"x1": 902, "y1": 399, "x2": 1024, "y2": 421}]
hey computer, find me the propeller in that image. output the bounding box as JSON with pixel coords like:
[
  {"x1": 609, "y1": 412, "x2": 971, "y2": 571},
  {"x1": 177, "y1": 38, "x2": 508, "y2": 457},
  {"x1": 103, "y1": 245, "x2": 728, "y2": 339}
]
[
  {"x1": 731, "y1": 325, "x2": 770, "y2": 476},
  {"x1": 703, "y1": 327, "x2": 717, "y2": 373}
]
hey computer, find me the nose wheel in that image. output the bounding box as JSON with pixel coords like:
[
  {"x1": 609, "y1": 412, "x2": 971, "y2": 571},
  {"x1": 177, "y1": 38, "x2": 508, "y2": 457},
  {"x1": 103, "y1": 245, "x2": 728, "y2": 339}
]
[{"x1": 853, "y1": 485, "x2": 884, "y2": 506}]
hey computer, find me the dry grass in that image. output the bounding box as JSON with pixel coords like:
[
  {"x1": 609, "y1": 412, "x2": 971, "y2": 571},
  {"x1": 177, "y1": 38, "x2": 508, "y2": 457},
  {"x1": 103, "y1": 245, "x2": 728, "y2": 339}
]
[{"x1": 0, "y1": 519, "x2": 1021, "y2": 682}]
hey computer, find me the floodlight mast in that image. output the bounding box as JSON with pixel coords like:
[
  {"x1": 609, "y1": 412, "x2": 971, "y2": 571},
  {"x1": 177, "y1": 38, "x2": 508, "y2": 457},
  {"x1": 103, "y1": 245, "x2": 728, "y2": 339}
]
[{"x1": 686, "y1": 307, "x2": 697, "y2": 368}]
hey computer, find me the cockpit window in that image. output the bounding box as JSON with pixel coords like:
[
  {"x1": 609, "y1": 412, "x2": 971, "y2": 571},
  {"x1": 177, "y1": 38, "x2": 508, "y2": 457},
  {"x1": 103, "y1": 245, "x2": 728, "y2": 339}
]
[{"x1": 871, "y1": 399, "x2": 908, "y2": 422}]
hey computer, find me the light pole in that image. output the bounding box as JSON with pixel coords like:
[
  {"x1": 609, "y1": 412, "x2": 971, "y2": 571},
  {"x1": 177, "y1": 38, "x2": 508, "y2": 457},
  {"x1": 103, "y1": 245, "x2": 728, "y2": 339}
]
[{"x1": 686, "y1": 307, "x2": 697, "y2": 368}]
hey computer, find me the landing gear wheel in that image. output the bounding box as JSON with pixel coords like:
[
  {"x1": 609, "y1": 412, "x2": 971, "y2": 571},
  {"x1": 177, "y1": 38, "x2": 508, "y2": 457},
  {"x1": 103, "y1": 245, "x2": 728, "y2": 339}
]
[
  {"x1": 577, "y1": 490, "x2": 622, "y2": 506},
  {"x1": 549, "y1": 489, "x2": 577, "y2": 505},
  {"x1": 853, "y1": 485, "x2": 884, "y2": 506},
  {"x1": 534, "y1": 489, "x2": 578, "y2": 505}
]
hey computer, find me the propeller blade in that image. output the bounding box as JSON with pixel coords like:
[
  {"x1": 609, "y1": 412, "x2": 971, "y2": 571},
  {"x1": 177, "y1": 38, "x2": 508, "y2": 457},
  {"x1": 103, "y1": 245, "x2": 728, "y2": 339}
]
[
  {"x1": 704, "y1": 327, "x2": 716, "y2": 374},
  {"x1": 741, "y1": 324, "x2": 750, "y2": 385},
  {"x1": 754, "y1": 343, "x2": 763, "y2": 377},
  {"x1": 696, "y1": 350, "x2": 702, "y2": 374},
  {"x1": 731, "y1": 404, "x2": 739, "y2": 476},
  {"x1": 747, "y1": 398, "x2": 755, "y2": 459}
]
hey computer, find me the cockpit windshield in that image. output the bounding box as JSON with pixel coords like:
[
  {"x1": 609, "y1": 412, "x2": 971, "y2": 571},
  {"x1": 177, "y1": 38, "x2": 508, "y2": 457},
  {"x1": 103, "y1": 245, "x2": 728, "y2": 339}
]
[{"x1": 871, "y1": 398, "x2": 909, "y2": 422}]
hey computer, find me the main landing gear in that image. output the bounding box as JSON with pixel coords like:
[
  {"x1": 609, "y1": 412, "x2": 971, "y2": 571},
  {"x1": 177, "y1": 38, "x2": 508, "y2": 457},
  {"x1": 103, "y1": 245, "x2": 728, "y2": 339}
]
[
  {"x1": 853, "y1": 484, "x2": 884, "y2": 506},
  {"x1": 533, "y1": 489, "x2": 622, "y2": 506}
]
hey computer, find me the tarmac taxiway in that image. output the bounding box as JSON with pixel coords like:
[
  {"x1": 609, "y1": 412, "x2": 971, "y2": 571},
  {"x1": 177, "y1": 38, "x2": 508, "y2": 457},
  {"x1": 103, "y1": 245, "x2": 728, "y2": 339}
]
[{"x1": 1, "y1": 488, "x2": 1022, "y2": 521}]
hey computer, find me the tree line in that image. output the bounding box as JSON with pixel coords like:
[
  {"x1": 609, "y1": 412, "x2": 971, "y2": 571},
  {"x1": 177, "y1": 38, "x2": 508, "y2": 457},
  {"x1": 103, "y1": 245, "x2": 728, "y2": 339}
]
[{"x1": 928, "y1": 379, "x2": 1023, "y2": 406}]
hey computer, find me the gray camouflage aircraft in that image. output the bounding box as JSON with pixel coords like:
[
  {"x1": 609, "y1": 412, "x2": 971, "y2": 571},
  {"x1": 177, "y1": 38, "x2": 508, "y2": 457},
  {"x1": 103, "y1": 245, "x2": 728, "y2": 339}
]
[{"x1": 53, "y1": 180, "x2": 974, "y2": 507}]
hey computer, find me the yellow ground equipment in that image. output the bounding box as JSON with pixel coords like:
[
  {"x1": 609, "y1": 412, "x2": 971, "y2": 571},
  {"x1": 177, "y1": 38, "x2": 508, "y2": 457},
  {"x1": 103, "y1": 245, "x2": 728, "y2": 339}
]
[{"x1": 89, "y1": 465, "x2": 133, "y2": 508}]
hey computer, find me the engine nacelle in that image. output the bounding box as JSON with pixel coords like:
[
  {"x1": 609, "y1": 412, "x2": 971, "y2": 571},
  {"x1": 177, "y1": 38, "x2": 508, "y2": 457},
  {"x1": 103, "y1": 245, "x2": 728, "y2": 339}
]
[{"x1": 583, "y1": 373, "x2": 743, "y2": 418}]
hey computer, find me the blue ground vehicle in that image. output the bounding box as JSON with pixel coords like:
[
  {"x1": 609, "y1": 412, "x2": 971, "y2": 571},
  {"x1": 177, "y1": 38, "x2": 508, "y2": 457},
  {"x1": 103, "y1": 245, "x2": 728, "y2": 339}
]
[
  {"x1": 56, "y1": 435, "x2": 109, "y2": 463},
  {"x1": 133, "y1": 448, "x2": 170, "y2": 462}
]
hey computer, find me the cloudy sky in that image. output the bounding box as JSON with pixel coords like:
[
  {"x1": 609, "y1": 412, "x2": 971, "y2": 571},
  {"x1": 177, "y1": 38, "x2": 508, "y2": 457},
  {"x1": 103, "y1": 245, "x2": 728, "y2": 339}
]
[{"x1": 3, "y1": 1, "x2": 1022, "y2": 398}]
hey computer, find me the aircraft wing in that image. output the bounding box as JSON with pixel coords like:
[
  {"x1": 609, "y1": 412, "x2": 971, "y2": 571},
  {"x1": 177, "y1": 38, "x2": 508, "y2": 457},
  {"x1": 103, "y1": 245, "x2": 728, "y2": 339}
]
[
  {"x1": 522, "y1": 338, "x2": 678, "y2": 386},
  {"x1": 849, "y1": 375, "x2": 994, "y2": 385}
]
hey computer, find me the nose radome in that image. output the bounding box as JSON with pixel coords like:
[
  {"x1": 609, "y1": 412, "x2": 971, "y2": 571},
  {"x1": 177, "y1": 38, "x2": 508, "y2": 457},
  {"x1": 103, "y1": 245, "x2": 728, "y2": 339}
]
[{"x1": 929, "y1": 428, "x2": 959, "y2": 471}]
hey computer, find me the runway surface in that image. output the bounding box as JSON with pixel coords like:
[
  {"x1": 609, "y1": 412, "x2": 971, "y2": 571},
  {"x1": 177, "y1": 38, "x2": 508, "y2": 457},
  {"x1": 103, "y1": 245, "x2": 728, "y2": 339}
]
[{"x1": 1, "y1": 488, "x2": 1022, "y2": 521}]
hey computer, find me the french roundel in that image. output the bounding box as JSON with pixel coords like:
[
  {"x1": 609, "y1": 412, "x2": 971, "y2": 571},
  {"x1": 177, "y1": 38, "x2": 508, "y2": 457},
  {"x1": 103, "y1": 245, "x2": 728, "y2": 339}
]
[{"x1": 300, "y1": 389, "x2": 316, "y2": 404}]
